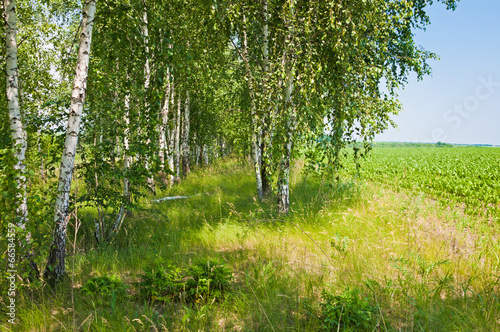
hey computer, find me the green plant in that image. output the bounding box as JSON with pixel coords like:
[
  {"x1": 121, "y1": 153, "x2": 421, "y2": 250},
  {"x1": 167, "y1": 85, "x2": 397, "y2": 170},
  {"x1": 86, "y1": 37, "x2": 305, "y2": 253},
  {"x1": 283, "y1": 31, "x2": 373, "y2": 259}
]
[
  {"x1": 185, "y1": 258, "x2": 234, "y2": 300},
  {"x1": 137, "y1": 258, "x2": 234, "y2": 304},
  {"x1": 390, "y1": 253, "x2": 451, "y2": 301},
  {"x1": 320, "y1": 287, "x2": 377, "y2": 331},
  {"x1": 81, "y1": 275, "x2": 128, "y2": 307},
  {"x1": 330, "y1": 233, "x2": 349, "y2": 256},
  {"x1": 137, "y1": 262, "x2": 185, "y2": 303}
]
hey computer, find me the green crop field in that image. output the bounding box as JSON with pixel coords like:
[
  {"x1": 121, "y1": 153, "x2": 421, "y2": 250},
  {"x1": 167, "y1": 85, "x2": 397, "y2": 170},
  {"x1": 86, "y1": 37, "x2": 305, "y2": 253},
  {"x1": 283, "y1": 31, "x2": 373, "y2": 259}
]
[{"x1": 344, "y1": 146, "x2": 500, "y2": 219}]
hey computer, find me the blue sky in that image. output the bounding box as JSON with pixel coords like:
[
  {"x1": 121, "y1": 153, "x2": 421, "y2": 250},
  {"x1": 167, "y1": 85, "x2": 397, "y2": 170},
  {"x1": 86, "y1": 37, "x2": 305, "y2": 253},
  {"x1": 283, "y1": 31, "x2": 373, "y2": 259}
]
[{"x1": 375, "y1": 0, "x2": 500, "y2": 145}]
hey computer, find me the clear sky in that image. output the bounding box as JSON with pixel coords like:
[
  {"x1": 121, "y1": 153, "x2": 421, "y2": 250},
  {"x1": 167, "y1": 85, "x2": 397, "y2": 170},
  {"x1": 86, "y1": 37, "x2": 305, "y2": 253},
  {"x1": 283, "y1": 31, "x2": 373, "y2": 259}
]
[{"x1": 375, "y1": 0, "x2": 500, "y2": 145}]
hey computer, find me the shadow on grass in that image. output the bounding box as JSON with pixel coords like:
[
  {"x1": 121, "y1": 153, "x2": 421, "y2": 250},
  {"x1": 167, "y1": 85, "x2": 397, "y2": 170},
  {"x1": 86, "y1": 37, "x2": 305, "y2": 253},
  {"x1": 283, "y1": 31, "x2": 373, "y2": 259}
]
[
  {"x1": 49, "y1": 159, "x2": 360, "y2": 331},
  {"x1": 14, "y1": 158, "x2": 500, "y2": 331}
]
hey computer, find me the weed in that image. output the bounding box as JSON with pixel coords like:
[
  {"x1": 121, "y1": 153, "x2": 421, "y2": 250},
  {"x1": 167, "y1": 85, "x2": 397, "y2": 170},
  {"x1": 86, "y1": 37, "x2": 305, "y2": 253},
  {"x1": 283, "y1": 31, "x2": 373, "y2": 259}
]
[
  {"x1": 320, "y1": 287, "x2": 377, "y2": 331},
  {"x1": 330, "y1": 233, "x2": 350, "y2": 256},
  {"x1": 137, "y1": 258, "x2": 234, "y2": 304},
  {"x1": 81, "y1": 275, "x2": 128, "y2": 307},
  {"x1": 186, "y1": 258, "x2": 234, "y2": 299}
]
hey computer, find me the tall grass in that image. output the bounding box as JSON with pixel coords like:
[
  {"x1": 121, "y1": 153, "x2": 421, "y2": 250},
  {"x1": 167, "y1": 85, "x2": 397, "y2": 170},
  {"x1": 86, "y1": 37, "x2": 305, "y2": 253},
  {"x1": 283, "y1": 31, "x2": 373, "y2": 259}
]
[{"x1": 5, "y1": 157, "x2": 500, "y2": 331}]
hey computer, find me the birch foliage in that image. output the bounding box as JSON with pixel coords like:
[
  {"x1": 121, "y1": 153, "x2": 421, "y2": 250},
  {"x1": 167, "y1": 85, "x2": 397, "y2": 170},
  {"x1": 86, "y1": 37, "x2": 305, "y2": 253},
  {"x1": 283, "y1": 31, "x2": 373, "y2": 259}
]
[{"x1": 228, "y1": 0, "x2": 458, "y2": 213}]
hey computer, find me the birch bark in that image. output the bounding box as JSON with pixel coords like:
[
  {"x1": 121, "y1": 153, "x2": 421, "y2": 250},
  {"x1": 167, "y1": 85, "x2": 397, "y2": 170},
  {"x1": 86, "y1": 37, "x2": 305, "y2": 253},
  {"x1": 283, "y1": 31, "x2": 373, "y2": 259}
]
[
  {"x1": 277, "y1": 64, "x2": 294, "y2": 214},
  {"x1": 181, "y1": 91, "x2": 190, "y2": 177},
  {"x1": 5, "y1": 0, "x2": 28, "y2": 228},
  {"x1": 175, "y1": 95, "x2": 181, "y2": 182},
  {"x1": 203, "y1": 144, "x2": 209, "y2": 165},
  {"x1": 260, "y1": 0, "x2": 272, "y2": 196},
  {"x1": 277, "y1": 2, "x2": 295, "y2": 215},
  {"x1": 45, "y1": 0, "x2": 96, "y2": 282},
  {"x1": 242, "y1": 14, "x2": 263, "y2": 200},
  {"x1": 159, "y1": 67, "x2": 171, "y2": 184},
  {"x1": 168, "y1": 77, "x2": 175, "y2": 186},
  {"x1": 110, "y1": 94, "x2": 131, "y2": 239},
  {"x1": 142, "y1": 5, "x2": 155, "y2": 192}
]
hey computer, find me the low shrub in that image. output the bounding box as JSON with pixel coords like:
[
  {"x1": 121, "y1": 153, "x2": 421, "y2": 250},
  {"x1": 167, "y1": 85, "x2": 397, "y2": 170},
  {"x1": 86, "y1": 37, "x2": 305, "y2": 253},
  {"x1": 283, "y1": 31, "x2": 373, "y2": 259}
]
[
  {"x1": 81, "y1": 275, "x2": 128, "y2": 306},
  {"x1": 137, "y1": 258, "x2": 233, "y2": 303},
  {"x1": 320, "y1": 287, "x2": 377, "y2": 331}
]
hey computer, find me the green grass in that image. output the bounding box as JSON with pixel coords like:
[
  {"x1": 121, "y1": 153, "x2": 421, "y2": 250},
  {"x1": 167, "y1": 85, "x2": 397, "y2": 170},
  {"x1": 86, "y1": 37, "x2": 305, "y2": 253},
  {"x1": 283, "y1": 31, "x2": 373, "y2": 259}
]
[
  {"x1": 344, "y1": 146, "x2": 500, "y2": 219},
  {"x1": 4, "y1": 156, "x2": 500, "y2": 331}
]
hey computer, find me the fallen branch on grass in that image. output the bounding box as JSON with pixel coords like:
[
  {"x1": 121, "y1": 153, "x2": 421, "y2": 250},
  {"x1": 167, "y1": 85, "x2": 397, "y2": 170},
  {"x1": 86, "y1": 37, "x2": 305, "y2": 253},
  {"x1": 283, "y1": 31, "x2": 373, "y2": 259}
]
[{"x1": 151, "y1": 193, "x2": 207, "y2": 203}]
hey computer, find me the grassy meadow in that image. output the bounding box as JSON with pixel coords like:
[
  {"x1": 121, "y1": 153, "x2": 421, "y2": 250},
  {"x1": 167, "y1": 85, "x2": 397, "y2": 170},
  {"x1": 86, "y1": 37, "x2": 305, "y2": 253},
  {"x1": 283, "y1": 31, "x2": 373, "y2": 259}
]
[{"x1": 4, "y1": 147, "x2": 500, "y2": 331}]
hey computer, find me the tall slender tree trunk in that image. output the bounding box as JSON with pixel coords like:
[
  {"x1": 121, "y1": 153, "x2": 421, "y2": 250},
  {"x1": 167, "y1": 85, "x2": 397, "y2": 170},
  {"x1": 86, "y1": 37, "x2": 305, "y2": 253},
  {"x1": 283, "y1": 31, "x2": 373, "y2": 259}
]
[
  {"x1": 5, "y1": 0, "x2": 38, "y2": 276},
  {"x1": 45, "y1": 0, "x2": 96, "y2": 283},
  {"x1": 260, "y1": 0, "x2": 272, "y2": 196},
  {"x1": 276, "y1": 1, "x2": 296, "y2": 215},
  {"x1": 195, "y1": 143, "x2": 200, "y2": 166},
  {"x1": 277, "y1": 64, "x2": 295, "y2": 215},
  {"x1": 168, "y1": 77, "x2": 175, "y2": 186},
  {"x1": 5, "y1": 0, "x2": 27, "y2": 227},
  {"x1": 159, "y1": 67, "x2": 171, "y2": 185},
  {"x1": 181, "y1": 91, "x2": 190, "y2": 177},
  {"x1": 219, "y1": 140, "x2": 225, "y2": 157},
  {"x1": 198, "y1": 144, "x2": 203, "y2": 166},
  {"x1": 110, "y1": 93, "x2": 131, "y2": 239},
  {"x1": 175, "y1": 94, "x2": 181, "y2": 182},
  {"x1": 203, "y1": 144, "x2": 209, "y2": 165},
  {"x1": 192, "y1": 134, "x2": 199, "y2": 166},
  {"x1": 142, "y1": 5, "x2": 155, "y2": 192},
  {"x1": 242, "y1": 14, "x2": 263, "y2": 200}
]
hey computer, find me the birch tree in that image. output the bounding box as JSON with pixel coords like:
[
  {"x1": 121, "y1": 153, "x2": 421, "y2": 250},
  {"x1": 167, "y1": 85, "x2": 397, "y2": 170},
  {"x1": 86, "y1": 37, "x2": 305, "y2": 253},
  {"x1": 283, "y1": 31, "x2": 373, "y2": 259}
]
[
  {"x1": 275, "y1": 0, "x2": 296, "y2": 214},
  {"x1": 175, "y1": 95, "x2": 181, "y2": 181},
  {"x1": 260, "y1": 0, "x2": 272, "y2": 196},
  {"x1": 181, "y1": 90, "x2": 190, "y2": 177},
  {"x1": 109, "y1": 91, "x2": 131, "y2": 240},
  {"x1": 159, "y1": 67, "x2": 171, "y2": 184},
  {"x1": 5, "y1": 0, "x2": 28, "y2": 228},
  {"x1": 226, "y1": 0, "x2": 459, "y2": 214},
  {"x1": 276, "y1": 62, "x2": 295, "y2": 214},
  {"x1": 45, "y1": 0, "x2": 96, "y2": 283},
  {"x1": 168, "y1": 77, "x2": 176, "y2": 185},
  {"x1": 142, "y1": 2, "x2": 155, "y2": 192},
  {"x1": 241, "y1": 13, "x2": 263, "y2": 200}
]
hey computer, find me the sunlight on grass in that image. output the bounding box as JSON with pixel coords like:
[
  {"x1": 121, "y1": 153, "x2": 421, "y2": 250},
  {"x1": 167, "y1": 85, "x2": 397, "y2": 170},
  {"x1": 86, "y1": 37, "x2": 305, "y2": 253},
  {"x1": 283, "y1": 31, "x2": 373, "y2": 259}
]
[{"x1": 10, "y1": 158, "x2": 500, "y2": 331}]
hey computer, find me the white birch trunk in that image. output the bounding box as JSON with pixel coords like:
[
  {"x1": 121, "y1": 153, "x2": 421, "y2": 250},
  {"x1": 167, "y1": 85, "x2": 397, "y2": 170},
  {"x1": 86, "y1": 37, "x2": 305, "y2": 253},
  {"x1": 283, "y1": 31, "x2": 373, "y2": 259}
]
[
  {"x1": 142, "y1": 6, "x2": 155, "y2": 192},
  {"x1": 175, "y1": 95, "x2": 181, "y2": 182},
  {"x1": 159, "y1": 67, "x2": 171, "y2": 184},
  {"x1": 261, "y1": 0, "x2": 272, "y2": 195},
  {"x1": 242, "y1": 14, "x2": 263, "y2": 200},
  {"x1": 203, "y1": 144, "x2": 209, "y2": 165},
  {"x1": 276, "y1": 1, "x2": 296, "y2": 215},
  {"x1": 277, "y1": 65, "x2": 295, "y2": 215},
  {"x1": 110, "y1": 94, "x2": 131, "y2": 239},
  {"x1": 123, "y1": 96, "x2": 131, "y2": 203},
  {"x1": 45, "y1": 0, "x2": 96, "y2": 282},
  {"x1": 262, "y1": 1, "x2": 269, "y2": 72},
  {"x1": 5, "y1": 0, "x2": 28, "y2": 228},
  {"x1": 195, "y1": 144, "x2": 199, "y2": 166},
  {"x1": 181, "y1": 91, "x2": 190, "y2": 177},
  {"x1": 168, "y1": 78, "x2": 175, "y2": 186},
  {"x1": 142, "y1": 10, "x2": 150, "y2": 90}
]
